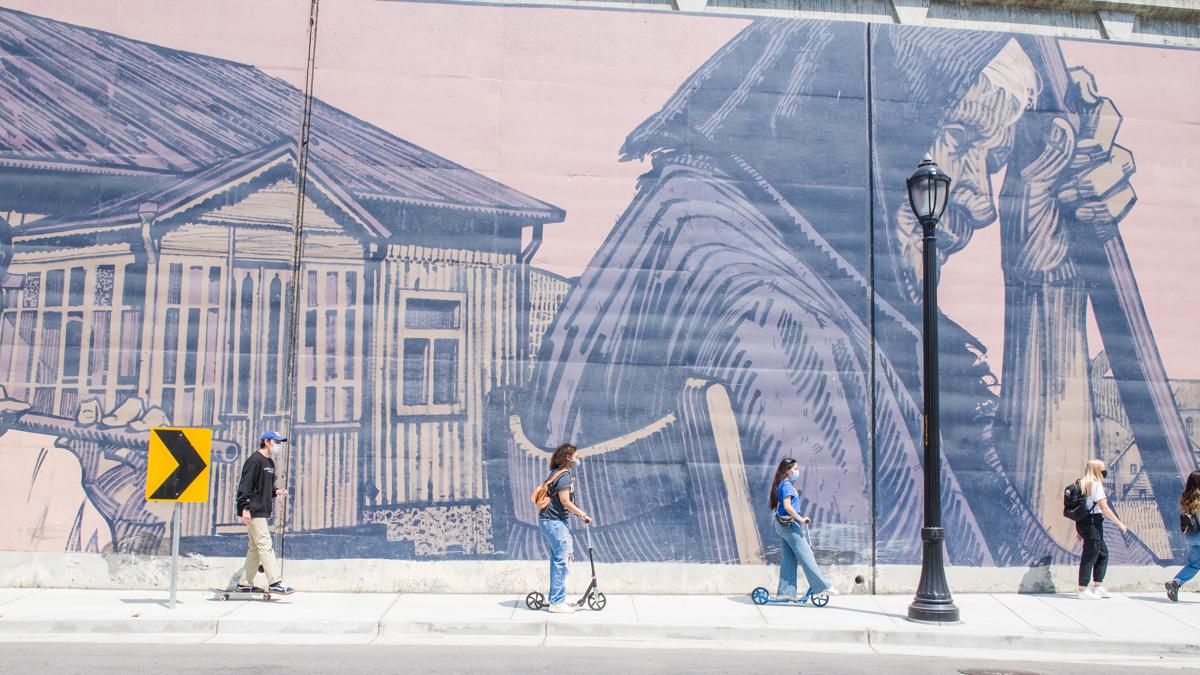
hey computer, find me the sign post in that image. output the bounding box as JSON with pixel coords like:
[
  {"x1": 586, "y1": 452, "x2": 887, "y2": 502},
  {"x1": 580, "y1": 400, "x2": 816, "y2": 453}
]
[
  {"x1": 170, "y1": 502, "x2": 180, "y2": 609},
  {"x1": 145, "y1": 427, "x2": 213, "y2": 610}
]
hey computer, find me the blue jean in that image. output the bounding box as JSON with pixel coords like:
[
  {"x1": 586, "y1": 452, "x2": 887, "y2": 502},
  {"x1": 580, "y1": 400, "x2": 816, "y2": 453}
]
[
  {"x1": 1173, "y1": 531, "x2": 1200, "y2": 585},
  {"x1": 539, "y1": 517, "x2": 573, "y2": 605},
  {"x1": 773, "y1": 517, "x2": 831, "y2": 598}
]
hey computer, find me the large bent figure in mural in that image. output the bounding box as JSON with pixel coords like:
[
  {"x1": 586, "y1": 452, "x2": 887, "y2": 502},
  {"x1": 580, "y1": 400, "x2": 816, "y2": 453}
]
[{"x1": 505, "y1": 20, "x2": 1179, "y2": 566}]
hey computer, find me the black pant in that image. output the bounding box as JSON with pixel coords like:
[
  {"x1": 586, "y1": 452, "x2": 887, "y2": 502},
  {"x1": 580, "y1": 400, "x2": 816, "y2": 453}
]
[{"x1": 1077, "y1": 514, "x2": 1108, "y2": 586}]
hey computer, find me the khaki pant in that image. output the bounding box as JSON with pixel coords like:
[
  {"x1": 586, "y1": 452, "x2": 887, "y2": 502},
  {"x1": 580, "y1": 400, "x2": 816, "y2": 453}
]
[{"x1": 240, "y1": 517, "x2": 281, "y2": 586}]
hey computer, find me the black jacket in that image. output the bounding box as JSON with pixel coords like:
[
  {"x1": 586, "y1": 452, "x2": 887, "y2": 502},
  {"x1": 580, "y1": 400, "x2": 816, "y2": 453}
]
[{"x1": 236, "y1": 451, "x2": 277, "y2": 518}]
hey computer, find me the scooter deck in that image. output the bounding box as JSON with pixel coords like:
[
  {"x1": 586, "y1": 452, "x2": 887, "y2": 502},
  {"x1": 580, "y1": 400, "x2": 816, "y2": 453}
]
[{"x1": 211, "y1": 587, "x2": 275, "y2": 601}]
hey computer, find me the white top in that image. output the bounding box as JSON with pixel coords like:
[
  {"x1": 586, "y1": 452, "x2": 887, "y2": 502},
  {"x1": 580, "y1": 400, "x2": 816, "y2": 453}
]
[{"x1": 1085, "y1": 480, "x2": 1107, "y2": 514}]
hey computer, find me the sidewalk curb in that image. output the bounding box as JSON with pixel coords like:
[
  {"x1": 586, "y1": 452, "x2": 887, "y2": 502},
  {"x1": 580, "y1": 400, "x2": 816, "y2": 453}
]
[
  {"x1": 0, "y1": 618, "x2": 217, "y2": 636},
  {"x1": 379, "y1": 619, "x2": 547, "y2": 639},
  {"x1": 4, "y1": 616, "x2": 1193, "y2": 661},
  {"x1": 865, "y1": 627, "x2": 1200, "y2": 659}
]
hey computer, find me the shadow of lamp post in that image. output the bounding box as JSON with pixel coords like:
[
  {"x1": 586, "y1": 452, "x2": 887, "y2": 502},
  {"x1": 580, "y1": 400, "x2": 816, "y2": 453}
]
[{"x1": 906, "y1": 153, "x2": 960, "y2": 624}]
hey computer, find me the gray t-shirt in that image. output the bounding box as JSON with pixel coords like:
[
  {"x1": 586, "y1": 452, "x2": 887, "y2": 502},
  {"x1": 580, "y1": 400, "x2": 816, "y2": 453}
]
[{"x1": 539, "y1": 469, "x2": 574, "y2": 521}]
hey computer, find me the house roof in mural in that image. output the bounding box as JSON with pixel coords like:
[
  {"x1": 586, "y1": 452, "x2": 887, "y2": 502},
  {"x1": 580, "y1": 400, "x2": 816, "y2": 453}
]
[
  {"x1": 17, "y1": 141, "x2": 390, "y2": 240},
  {"x1": 0, "y1": 7, "x2": 564, "y2": 223}
]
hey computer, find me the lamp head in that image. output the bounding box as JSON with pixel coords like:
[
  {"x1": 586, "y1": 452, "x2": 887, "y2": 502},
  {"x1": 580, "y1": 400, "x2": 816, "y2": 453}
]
[{"x1": 906, "y1": 154, "x2": 952, "y2": 229}]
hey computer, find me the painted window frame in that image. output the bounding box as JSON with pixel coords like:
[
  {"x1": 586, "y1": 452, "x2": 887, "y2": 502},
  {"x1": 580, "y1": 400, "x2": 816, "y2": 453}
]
[
  {"x1": 0, "y1": 255, "x2": 135, "y2": 418},
  {"x1": 395, "y1": 289, "x2": 466, "y2": 417},
  {"x1": 298, "y1": 262, "x2": 364, "y2": 424}
]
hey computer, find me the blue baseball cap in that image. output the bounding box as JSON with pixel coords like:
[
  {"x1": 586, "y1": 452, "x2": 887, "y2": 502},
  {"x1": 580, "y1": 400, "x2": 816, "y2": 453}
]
[{"x1": 260, "y1": 430, "x2": 288, "y2": 443}]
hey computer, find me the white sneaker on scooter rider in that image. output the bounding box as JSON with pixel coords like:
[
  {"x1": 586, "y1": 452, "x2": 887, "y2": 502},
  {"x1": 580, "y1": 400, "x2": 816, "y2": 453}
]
[
  {"x1": 548, "y1": 603, "x2": 576, "y2": 614},
  {"x1": 822, "y1": 588, "x2": 840, "y2": 596}
]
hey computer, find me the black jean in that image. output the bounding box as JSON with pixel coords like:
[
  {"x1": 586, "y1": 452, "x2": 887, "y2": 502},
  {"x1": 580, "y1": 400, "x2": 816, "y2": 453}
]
[{"x1": 1077, "y1": 514, "x2": 1108, "y2": 586}]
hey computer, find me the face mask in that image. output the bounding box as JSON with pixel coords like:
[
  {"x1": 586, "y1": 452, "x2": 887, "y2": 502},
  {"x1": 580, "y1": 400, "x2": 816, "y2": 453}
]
[
  {"x1": 573, "y1": 457, "x2": 583, "y2": 468},
  {"x1": 788, "y1": 468, "x2": 800, "y2": 481},
  {"x1": 1101, "y1": 469, "x2": 1108, "y2": 478}
]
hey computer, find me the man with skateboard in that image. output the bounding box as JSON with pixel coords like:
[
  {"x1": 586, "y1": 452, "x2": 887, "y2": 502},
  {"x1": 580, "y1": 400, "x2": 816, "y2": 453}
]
[{"x1": 234, "y1": 430, "x2": 294, "y2": 595}]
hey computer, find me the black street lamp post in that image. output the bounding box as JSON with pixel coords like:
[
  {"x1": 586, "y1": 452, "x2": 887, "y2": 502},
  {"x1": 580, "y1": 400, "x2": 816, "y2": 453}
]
[{"x1": 906, "y1": 153, "x2": 960, "y2": 624}]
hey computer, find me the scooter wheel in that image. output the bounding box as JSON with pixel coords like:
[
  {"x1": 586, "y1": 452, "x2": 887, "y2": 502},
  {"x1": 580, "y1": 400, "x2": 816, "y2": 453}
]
[
  {"x1": 587, "y1": 592, "x2": 607, "y2": 611},
  {"x1": 751, "y1": 587, "x2": 770, "y2": 605},
  {"x1": 811, "y1": 593, "x2": 829, "y2": 607},
  {"x1": 525, "y1": 591, "x2": 546, "y2": 610}
]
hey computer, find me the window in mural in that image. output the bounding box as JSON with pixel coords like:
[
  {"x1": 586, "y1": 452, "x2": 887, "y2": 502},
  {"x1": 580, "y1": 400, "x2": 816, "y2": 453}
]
[
  {"x1": 299, "y1": 265, "x2": 362, "y2": 423},
  {"x1": 223, "y1": 269, "x2": 293, "y2": 420},
  {"x1": 154, "y1": 260, "x2": 224, "y2": 425},
  {"x1": 398, "y1": 293, "x2": 464, "y2": 414},
  {"x1": 0, "y1": 261, "x2": 139, "y2": 417},
  {"x1": 232, "y1": 273, "x2": 254, "y2": 415},
  {"x1": 264, "y1": 276, "x2": 284, "y2": 414}
]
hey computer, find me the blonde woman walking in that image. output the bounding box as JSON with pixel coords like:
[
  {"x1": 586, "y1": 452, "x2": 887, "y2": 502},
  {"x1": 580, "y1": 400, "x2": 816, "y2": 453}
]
[{"x1": 1076, "y1": 459, "x2": 1127, "y2": 599}]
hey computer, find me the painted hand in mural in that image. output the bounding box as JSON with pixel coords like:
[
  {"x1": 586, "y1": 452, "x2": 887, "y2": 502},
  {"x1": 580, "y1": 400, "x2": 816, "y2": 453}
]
[
  {"x1": 1057, "y1": 67, "x2": 1137, "y2": 225},
  {"x1": 1001, "y1": 116, "x2": 1076, "y2": 277}
]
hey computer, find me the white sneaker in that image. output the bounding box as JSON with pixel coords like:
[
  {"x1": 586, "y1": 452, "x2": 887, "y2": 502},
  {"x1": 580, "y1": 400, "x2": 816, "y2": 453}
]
[
  {"x1": 1092, "y1": 586, "x2": 1111, "y2": 598},
  {"x1": 822, "y1": 587, "x2": 840, "y2": 596},
  {"x1": 1078, "y1": 589, "x2": 1099, "y2": 600},
  {"x1": 547, "y1": 603, "x2": 576, "y2": 614}
]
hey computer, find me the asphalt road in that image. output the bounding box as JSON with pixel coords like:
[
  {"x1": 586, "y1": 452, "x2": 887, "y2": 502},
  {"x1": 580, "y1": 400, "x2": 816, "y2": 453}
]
[{"x1": 0, "y1": 643, "x2": 1192, "y2": 675}]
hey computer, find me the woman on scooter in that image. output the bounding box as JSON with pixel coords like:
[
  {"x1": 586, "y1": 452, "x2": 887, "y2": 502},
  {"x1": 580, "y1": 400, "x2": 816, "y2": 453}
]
[
  {"x1": 539, "y1": 443, "x2": 593, "y2": 614},
  {"x1": 770, "y1": 457, "x2": 838, "y2": 601}
]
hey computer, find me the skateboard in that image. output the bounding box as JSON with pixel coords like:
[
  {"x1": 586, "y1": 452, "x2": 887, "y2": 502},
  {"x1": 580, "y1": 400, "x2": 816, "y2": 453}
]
[{"x1": 212, "y1": 587, "x2": 275, "y2": 601}]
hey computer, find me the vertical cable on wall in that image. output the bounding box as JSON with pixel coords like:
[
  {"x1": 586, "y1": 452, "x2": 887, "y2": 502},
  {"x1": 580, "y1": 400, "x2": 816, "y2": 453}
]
[
  {"x1": 277, "y1": 0, "x2": 321, "y2": 573},
  {"x1": 864, "y1": 21, "x2": 878, "y2": 594}
]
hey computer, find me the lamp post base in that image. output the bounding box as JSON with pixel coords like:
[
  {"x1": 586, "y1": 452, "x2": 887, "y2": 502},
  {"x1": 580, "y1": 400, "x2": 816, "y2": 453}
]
[
  {"x1": 906, "y1": 527, "x2": 960, "y2": 624},
  {"x1": 906, "y1": 598, "x2": 961, "y2": 624}
]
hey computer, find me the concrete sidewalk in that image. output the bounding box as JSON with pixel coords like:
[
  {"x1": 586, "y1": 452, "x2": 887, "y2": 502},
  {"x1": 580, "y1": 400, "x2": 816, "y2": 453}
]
[{"x1": 0, "y1": 587, "x2": 1197, "y2": 665}]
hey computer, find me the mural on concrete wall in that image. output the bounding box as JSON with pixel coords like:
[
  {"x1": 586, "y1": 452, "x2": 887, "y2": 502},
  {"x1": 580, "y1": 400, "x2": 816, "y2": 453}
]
[{"x1": 0, "y1": 2, "x2": 1197, "y2": 570}]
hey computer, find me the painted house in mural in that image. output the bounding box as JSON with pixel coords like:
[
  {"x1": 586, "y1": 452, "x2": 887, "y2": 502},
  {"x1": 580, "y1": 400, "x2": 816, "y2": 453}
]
[{"x1": 0, "y1": 7, "x2": 563, "y2": 555}]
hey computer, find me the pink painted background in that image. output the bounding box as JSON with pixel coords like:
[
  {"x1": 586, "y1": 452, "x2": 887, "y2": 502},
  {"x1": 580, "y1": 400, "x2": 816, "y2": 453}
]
[{"x1": 8, "y1": 0, "x2": 1195, "y2": 378}]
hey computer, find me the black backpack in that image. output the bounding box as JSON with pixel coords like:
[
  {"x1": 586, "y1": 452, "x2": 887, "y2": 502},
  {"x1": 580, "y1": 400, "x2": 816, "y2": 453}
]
[
  {"x1": 1182, "y1": 511, "x2": 1200, "y2": 534},
  {"x1": 1063, "y1": 480, "x2": 1089, "y2": 522}
]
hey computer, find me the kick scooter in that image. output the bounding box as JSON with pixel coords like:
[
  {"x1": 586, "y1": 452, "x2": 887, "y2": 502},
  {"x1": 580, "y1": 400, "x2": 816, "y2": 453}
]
[
  {"x1": 750, "y1": 520, "x2": 831, "y2": 607},
  {"x1": 750, "y1": 585, "x2": 829, "y2": 607},
  {"x1": 526, "y1": 521, "x2": 607, "y2": 611}
]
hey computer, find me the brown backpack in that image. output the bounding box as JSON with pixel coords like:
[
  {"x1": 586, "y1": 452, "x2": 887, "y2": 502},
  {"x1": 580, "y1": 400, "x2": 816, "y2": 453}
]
[{"x1": 530, "y1": 468, "x2": 569, "y2": 510}]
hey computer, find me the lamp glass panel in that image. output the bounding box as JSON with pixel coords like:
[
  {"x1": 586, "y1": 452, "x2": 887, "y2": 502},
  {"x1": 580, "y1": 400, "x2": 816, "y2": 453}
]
[
  {"x1": 933, "y1": 178, "x2": 950, "y2": 220},
  {"x1": 908, "y1": 178, "x2": 932, "y2": 220}
]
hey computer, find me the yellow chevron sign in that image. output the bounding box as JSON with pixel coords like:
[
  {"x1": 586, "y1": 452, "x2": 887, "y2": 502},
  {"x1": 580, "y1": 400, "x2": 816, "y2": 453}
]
[{"x1": 146, "y1": 427, "x2": 212, "y2": 502}]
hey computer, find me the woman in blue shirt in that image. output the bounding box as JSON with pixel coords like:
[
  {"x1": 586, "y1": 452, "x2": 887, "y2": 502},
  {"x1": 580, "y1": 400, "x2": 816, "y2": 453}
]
[{"x1": 770, "y1": 457, "x2": 838, "y2": 600}]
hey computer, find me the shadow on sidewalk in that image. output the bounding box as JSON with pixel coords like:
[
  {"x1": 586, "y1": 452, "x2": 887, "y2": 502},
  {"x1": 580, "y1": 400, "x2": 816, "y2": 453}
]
[
  {"x1": 119, "y1": 598, "x2": 173, "y2": 608},
  {"x1": 723, "y1": 594, "x2": 905, "y2": 621},
  {"x1": 1128, "y1": 595, "x2": 1186, "y2": 605}
]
